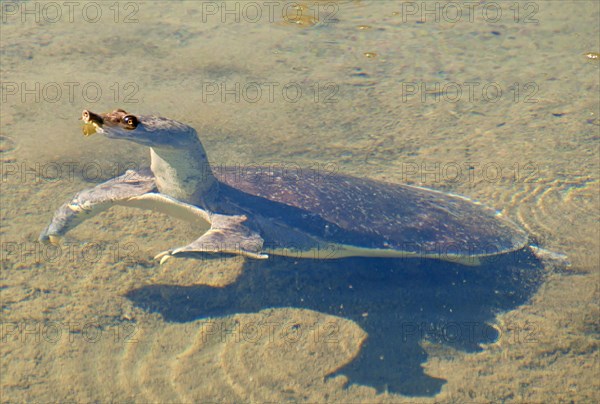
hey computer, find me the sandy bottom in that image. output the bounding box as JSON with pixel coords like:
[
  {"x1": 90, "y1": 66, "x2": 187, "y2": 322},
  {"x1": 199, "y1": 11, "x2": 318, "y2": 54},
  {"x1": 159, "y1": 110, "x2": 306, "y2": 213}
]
[{"x1": 1, "y1": 1, "x2": 599, "y2": 402}]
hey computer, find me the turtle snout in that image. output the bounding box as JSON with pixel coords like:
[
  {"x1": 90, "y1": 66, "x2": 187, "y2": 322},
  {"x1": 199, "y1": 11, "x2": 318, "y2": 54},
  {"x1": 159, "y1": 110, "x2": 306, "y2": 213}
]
[{"x1": 81, "y1": 110, "x2": 104, "y2": 126}]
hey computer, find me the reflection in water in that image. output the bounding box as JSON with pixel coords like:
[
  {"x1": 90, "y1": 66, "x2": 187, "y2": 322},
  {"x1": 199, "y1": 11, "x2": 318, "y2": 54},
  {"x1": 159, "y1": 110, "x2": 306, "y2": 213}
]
[{"x1": 127, "y1": 250, "x2": 544, "y2": 396}]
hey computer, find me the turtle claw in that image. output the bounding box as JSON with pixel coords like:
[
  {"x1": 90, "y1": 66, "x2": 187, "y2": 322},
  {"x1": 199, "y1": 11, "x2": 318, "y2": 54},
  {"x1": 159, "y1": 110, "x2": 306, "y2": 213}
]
[
  {"x1": 154, "y1": 250, "x2": 174, "y2": 265},
  {"x1": 39, "y1": 232, "x2": 62, "y2": 246},
  {"x1": 160, "y1": 255, "x2": 173, "y2": 265},
  {"x1": 48, "y1": 235, "x2": 61, "y2": 246}
]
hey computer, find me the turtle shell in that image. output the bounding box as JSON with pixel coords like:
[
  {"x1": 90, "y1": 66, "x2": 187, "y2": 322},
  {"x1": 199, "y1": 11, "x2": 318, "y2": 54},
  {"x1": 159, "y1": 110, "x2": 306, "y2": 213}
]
[{"x1": 213, "y1": 166, "x2": 529, "y2": 258}]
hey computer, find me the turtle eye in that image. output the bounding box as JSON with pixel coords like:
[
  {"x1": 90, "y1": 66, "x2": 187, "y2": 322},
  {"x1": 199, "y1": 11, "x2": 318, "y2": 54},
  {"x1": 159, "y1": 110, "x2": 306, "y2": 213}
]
[{"x1": 122, "y1": 115, "x2": 138, "y2": 129}]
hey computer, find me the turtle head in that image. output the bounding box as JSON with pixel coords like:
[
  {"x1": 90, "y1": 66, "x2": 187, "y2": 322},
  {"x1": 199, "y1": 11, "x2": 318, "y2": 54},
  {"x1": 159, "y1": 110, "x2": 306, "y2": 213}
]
[{"x1": 81, "y1": 109, "x2": 198, "y2": 149}]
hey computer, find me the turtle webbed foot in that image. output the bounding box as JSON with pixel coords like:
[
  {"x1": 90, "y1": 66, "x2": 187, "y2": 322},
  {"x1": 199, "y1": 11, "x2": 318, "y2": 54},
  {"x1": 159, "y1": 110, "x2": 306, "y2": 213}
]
[{"x1": 153, "y1": 213, "x2": 268, "y2": 264}]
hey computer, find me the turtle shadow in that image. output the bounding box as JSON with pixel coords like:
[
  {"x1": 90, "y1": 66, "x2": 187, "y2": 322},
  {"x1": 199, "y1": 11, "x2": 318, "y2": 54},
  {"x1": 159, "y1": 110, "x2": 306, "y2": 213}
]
[{"x1": 125, "y1": 249, "x2": 545, "y2": 397}]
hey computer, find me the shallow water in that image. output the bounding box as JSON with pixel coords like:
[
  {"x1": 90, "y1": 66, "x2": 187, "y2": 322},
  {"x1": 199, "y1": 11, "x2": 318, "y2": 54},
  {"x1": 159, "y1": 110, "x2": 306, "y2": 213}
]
[{"x1": 1, "y1": 1, "x2": 599, "y2": 402}]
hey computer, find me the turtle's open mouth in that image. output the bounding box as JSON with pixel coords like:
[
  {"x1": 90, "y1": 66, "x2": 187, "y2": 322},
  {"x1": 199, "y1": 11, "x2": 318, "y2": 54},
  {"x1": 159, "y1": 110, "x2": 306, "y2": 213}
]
[{"x1": 81, "y1": 110, "x2": 104, "y2": 136}]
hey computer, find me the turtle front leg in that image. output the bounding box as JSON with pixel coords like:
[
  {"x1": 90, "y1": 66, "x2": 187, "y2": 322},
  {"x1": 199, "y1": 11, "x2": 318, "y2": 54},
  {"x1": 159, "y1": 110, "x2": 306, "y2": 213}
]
[
  {"x1": 41, "y1": 168, "x2": 266, "y2": 262},
  {"x1": 39, "y1": 169, "x2": 156, "y2": 243}
]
